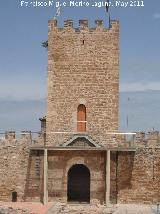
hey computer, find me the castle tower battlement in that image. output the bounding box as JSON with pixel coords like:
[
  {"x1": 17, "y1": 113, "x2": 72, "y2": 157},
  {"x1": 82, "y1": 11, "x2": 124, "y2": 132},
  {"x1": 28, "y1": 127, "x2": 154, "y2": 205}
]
[{"x1": 48, "y1": 19, "x2": 119, "y2": 32}]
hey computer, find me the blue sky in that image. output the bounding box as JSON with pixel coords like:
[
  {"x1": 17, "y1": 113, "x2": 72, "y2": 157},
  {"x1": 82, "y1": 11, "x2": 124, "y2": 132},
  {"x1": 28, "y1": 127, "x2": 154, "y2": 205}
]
[{"x1": 0, "y1": 0, "x2": 160, "y2": 132}]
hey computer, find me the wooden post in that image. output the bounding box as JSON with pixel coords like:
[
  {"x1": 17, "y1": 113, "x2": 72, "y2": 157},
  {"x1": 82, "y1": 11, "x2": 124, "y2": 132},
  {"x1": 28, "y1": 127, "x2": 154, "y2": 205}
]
[
  {"x1": 106, "y1": 150, "x2": 110, "y2": 206},
  {"x1": 43, "y1": 149, "x2": 48, "y2": 204}
]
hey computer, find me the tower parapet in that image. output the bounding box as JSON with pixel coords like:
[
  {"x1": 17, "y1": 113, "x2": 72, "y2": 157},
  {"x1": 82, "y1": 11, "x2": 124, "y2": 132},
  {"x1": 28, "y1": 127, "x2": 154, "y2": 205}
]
[
  {"x1": 48, "y1": 19, "x2": 119, "y2": 33},
  {"x1": 134, "y1": 131, "x2": 160, "y2": 147},
  {"x1": 0, "y1": 131, "x2": 33, "y2": 146}
]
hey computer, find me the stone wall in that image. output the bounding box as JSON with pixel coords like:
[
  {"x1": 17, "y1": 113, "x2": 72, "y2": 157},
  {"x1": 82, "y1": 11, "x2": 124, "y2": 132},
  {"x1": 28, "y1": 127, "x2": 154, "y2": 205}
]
[
  {"x1": 0, "y1": 132, "x2": 30, "y2": 202},
  {"x1": 46, "y1": 19, "x2": 119, "y2": 147},
  {"x1": 0, "y1": 131, "x2": 45, "y2": 202},
  {"x1": 106, "y1": 131, "x2": 160, "y2": 204},
  {"x1": 117, "y1": 148, "x2": 160, "y2": 204},
  {"x1": 111, "y1": 132, "x2": 160, "y2": 204}
]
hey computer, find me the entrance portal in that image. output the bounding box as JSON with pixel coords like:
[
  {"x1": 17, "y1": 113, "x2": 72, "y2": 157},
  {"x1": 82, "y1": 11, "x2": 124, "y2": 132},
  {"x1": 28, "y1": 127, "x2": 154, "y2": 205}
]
[{"x1": 67, "y1": 164, "x2": 90, "y2": 202}]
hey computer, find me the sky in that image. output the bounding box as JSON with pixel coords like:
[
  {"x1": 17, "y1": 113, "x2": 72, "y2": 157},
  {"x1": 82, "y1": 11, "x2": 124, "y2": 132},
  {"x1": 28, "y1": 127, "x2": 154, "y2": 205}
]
[{"x1": 0, "y1": 0, "x2": 160, "y2": 133}]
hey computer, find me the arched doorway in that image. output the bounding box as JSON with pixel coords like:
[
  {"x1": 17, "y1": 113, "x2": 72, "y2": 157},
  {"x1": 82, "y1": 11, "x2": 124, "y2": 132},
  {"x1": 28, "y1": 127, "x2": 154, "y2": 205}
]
[{"x1": 67, "y1": 164, "x2": 90, "y2": 203}]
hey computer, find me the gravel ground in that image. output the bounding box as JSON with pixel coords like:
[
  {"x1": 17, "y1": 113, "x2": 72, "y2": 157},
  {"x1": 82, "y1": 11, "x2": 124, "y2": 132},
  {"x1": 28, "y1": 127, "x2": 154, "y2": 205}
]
[
  {"x1": 0, "y1": 202, "x2": 159, "y2": 214},
  {"x1": 46, "y1": 202, "x2": 115, "y2": 214},
  {"x1": 0, "y1": 208, "x2": 29, "y2": 214},
  {"x1": 114, "y1": 204, "x2": 159, "y2": 214}
]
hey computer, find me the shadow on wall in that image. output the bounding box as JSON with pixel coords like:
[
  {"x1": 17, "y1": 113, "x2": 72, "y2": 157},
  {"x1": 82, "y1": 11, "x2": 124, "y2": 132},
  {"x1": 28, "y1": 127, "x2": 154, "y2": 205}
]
[
  {"x1": 110, "y1": 151, "x2": 134, "y2": 204},
  {"x1": 117, "y1": 151, "x2": 135, "y2": 190},
  {"x1": 23, "y1": 150, "x2": 44, "y2": 202}
]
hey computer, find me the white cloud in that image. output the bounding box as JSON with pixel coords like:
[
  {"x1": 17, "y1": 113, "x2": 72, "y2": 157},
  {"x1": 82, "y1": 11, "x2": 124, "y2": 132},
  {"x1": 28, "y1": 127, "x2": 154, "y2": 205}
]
[
  {"x1": 120, "y1": 82, "x2": 160, "y2": 92},
  {"x1": 153, "y1": 13, "x2": 160, "y2": 19}
]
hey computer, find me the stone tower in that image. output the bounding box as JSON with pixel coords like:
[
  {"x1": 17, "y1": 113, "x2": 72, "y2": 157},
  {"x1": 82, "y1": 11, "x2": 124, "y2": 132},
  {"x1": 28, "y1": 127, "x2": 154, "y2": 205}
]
[{"x1": 46, "y1": 19, "x2": 119, "y2": 146}]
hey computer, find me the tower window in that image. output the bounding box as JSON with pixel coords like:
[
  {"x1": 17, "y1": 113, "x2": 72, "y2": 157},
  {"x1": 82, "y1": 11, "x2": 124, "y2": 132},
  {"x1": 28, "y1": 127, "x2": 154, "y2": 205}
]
[{"x1": 77, "y1": 104, "x2": 86, "y2": 132}]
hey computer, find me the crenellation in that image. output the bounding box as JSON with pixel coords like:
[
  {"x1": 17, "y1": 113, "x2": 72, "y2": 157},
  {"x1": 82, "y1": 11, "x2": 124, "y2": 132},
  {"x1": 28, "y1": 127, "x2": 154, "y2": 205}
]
[
  {"x1": 48, "y1": 19, "x2": 57, "y2": 28},
  {"x1": 0, "y1": 131, "x2": 41, "y2": 147},
  {"x1": 79, "y1": 20, "x2": 88, "y2": 28},
  {"x1": 64, "y1": 20, "x2": 73, "y2": 28},
  {"x1": 48, "y1": 19, "x2": 119, "y2": 34},
  {"x1": 109, "y1": 20, "x2": 119, "y2": 30},
  {"x1": 147, "y1": 131, "x2": 159, "y2": 147},
  {"x1": 127, "y1": 131, "x2": 160, "y2": 147},
  {"x1": 33, "y1": 132, "x2": 45, "y2": 145},
  {"x1": 147, "y1": 130, "x2": 159, "y2": 140},
  {"x1": 20, "y1": 131, "x2": 32, "y2": 142},
  {"x1": 95, "y1": 20, "x2": 103, "y2": 27},
  {"x1": 5, "y1": 131, "x2": 15, "y2": 141},
  {"x1": 135, "y1": 132, "x2": 146, "y2": 147}
]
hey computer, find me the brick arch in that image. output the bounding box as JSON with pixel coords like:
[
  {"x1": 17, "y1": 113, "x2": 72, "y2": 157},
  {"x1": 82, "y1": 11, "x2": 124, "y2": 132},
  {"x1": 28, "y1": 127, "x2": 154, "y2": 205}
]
[
  {"x1": 65, "y1": 157, "x2": 91, "y2": 177},
  {"x1": 63, "y1": 157, "x2": 92, "y2": 186}
]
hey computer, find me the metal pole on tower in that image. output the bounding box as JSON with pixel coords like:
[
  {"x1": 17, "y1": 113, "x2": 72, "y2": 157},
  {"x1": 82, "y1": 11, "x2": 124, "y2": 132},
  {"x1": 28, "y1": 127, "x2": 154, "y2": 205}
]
[
  {"x1": 105, "y1": 0, "x2": 110, "y2": 27},
  {"x1": 126, "y1": 97, "x2": 130, "y2": 130},
  {"x1": 105, "y1": 0, "x2": 109, "y2": 13}
]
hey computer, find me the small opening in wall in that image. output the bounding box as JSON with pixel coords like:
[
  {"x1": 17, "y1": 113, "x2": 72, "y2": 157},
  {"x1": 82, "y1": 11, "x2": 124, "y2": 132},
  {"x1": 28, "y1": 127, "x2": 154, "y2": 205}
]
[
  {"x1": 12, "y1": 191, "x2": 17, "y2": 202},
  {"x1": 82, "y1": 40, "x2": 84, "y2": 45}
]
